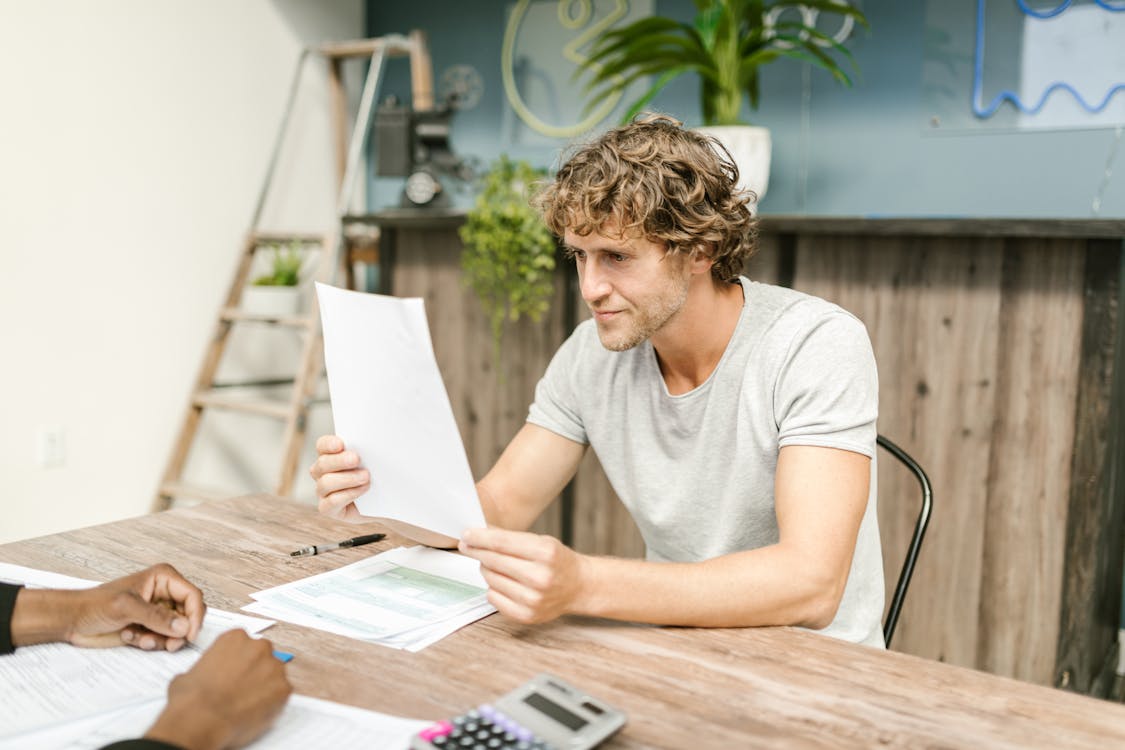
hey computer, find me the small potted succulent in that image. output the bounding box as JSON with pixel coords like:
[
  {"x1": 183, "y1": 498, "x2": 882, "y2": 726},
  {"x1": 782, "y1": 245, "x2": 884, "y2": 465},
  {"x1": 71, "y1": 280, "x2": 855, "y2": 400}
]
[{"x1": 243, "y1": 241, "x2": 304, "y2": 316}]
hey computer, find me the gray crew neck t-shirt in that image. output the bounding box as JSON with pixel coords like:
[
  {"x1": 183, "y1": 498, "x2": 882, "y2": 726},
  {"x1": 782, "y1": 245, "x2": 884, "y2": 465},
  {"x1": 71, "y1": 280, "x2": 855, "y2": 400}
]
[{"x1": 527, "y1": 276, "x2": 885, "y2": 647}]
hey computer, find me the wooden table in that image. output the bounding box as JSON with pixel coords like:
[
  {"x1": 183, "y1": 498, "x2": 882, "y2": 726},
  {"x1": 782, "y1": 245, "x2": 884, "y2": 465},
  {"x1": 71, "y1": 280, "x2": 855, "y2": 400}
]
[{"x1": 2, "y1": 495, "x2": 1124, "y2": 749}]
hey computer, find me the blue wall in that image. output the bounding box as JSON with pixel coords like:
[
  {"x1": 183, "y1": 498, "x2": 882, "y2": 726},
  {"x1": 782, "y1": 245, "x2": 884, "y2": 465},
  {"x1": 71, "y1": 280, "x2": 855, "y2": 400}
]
[{"x1": 367, "y1": 0, "x2": 1125, "y2": 218}]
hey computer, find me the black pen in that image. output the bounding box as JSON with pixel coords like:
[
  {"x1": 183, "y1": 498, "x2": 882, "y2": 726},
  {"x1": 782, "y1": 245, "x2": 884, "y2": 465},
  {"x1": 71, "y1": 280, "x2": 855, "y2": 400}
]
[{"x1": 289, "y1": 533, "x2": 386, "y2": 557}]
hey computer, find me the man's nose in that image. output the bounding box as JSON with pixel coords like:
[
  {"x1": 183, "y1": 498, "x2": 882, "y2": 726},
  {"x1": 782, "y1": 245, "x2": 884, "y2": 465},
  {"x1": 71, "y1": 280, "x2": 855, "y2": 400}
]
[{"x1": 580, "y1": 261, "x2": 610, "y2": 303}]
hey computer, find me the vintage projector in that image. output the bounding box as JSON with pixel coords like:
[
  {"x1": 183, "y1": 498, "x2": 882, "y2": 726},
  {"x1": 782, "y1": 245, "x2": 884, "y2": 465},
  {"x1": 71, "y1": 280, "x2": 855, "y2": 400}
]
[
  {"x1": 373, "y1": 108, "x2": 474, "y2": 207},
  {"x1": 373, "y1": 65, "x2": 481, "y2": 208}
]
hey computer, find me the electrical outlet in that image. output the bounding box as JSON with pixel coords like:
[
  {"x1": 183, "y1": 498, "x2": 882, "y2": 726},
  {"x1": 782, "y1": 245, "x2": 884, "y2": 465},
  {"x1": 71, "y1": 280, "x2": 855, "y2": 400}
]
[{"x1": 36, "y1": 426, "x2": 65, "y2": 468}]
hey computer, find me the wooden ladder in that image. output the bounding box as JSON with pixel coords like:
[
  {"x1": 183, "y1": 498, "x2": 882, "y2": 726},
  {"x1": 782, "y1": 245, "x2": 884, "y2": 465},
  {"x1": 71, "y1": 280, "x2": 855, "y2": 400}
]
[{"x1": 155, "y1": 33, "x2": 433, "y2": 510}]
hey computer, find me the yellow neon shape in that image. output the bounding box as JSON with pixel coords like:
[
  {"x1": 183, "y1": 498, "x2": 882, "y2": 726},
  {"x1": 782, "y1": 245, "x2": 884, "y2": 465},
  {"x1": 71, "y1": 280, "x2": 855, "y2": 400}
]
[{"x1": 503, "y1": 0, "x2": 631, "y2": 139}]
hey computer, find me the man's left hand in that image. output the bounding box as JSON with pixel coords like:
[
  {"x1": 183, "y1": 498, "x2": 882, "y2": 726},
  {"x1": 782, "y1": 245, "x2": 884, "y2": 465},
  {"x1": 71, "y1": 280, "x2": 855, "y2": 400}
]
[{"x1": 459, "y1": 528, "x2": 588, "y2": 624}]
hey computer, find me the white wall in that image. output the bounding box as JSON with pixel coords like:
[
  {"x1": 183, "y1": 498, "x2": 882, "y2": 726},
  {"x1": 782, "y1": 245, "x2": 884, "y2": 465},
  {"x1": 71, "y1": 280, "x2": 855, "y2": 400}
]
[{"x1": 0, "y1": 0, "x2": 364, "y2": 543}]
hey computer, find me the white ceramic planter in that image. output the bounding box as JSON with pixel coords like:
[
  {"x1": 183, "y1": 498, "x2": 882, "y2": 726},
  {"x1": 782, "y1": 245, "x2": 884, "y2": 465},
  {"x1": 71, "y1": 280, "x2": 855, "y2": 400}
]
[
  {"x1": 242, "y1": 285, "x2": 301, "y2": 317},
  {"x1": 695, "y1": 125, "x2": 771, "y2": 205}
]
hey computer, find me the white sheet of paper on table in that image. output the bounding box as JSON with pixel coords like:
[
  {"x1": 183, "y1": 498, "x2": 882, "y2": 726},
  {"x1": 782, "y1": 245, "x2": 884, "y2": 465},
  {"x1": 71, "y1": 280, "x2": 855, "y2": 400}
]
[
  {"x1": 315, "y1": 282, "x2": 486, "y2": 541},
  {"x1": 245, "y1": 545, "x2": 494, "y2": 651},
  {"x1": 0, "y1": 694, "x2": 429, "y2": 750}
]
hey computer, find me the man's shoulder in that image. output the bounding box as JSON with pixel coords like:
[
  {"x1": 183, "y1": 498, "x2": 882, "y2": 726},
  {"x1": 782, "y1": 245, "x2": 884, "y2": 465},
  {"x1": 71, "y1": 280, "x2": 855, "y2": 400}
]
[
  {"x1": 742, "y1": 278, "x2": 857, "y2": 326},
  {"x1": 740, "y1": 279, "x2": 864, "y2": 346}
]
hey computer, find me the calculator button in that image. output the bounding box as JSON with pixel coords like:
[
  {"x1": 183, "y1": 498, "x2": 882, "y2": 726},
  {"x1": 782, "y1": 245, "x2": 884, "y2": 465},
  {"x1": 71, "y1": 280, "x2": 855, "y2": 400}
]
[
  {"x1": 420, "y1": 721, "x2": 454, "y2": 741},
  {"x1": 486, "y1": 739, "x2": 503, "y2": 749},
  {"x1": 502, "y1": 732, "x2": 517, "y2": 744},
  {"x1": 464, "y1": 722, "x2": 480, "y2": 733},
  {"x1": 475, "y1": 729, "x2": 491, "y2": 741},
  {"x1": 431, "y1": 738, "x2": 448, "y2": 747},
  {"x1": 458, "y1": 737, "x2": 475, "y2": 747}
]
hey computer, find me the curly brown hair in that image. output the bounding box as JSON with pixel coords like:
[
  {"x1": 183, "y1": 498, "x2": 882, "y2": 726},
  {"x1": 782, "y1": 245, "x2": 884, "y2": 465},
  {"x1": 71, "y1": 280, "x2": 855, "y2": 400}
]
[{"x1": 534, "y1": 114, "x2": 758, "y2": 282}]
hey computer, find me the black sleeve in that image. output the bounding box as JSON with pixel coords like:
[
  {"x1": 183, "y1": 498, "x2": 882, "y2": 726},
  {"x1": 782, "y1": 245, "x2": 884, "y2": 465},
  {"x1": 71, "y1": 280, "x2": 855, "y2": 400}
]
[
  {"x1": 0, "y1": 582, "x2": 22, "y2": 655},
  {"x1": 99, "y1": 742, "x2": 184, "y2": 750}
]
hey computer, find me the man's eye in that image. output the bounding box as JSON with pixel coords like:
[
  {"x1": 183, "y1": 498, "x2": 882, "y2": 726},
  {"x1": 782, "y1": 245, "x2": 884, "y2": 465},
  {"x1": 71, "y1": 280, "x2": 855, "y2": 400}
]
[{"x1": 611, "y1": 254, "x2": 626, "y2": 263}]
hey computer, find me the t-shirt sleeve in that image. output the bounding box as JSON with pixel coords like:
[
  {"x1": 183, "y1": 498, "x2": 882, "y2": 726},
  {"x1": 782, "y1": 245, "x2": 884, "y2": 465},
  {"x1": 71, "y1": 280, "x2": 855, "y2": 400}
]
[
  {"x1": 526, "y1": 326, "x2": 589, "y2": 445},
  {"x1": 774, "y1": 311, "x2": 878, "y2": 457}
]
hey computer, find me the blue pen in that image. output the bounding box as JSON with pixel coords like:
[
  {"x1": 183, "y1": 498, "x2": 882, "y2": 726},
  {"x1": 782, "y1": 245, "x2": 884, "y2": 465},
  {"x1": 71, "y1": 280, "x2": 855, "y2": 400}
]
[{"x1": 273, "y1": 650, "x2": 294, "y2": 663}]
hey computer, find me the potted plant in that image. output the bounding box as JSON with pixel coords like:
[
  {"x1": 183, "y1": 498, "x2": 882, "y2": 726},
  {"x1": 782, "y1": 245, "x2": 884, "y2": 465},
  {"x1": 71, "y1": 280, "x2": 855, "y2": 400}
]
[
  {"x1": 579, "y1": 0, "x2": 868, "y2": 202},
  {"x1": 460, "y1": 156, "x2": 557, "y2": 365},
  {"x1": 243, "y1": 241, "x2": 304, "y2": 316}
]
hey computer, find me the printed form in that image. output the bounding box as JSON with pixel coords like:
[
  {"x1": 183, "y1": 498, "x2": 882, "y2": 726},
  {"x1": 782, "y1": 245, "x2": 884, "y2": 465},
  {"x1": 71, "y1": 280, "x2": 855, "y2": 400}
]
[{"x1": 246, "y1": 545, "x2": 495, "y2": 651}]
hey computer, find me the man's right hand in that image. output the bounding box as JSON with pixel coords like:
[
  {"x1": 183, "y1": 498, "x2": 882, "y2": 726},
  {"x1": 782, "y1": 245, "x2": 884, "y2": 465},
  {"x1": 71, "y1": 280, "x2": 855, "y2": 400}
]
[
  {"x1": 143, "y1": 630, "x2": 292, "y2": 750},
  {"x1": 308, "y1": 435, "x2": 370, "y2": 521}
]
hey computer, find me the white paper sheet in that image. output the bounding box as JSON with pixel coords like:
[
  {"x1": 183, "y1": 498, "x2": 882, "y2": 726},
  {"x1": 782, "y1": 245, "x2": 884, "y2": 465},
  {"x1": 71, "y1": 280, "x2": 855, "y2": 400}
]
[
  {"x1": 315, "y1": 282, "x2": 486, "y2": 541},
  {"x1": 1, "y1": 694, "x2": 430, "y2": 750},
  {"x1": 0, "y1": 641, "x2": 199, "y2": 738},
  {"x1": 0, "y1": 562, "x2": 99, "y2": 589}
]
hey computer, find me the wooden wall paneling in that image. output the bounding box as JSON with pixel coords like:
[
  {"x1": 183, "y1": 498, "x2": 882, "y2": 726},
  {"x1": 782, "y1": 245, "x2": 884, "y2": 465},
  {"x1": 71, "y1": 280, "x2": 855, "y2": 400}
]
[
  {"x1": 389, "y1": 226, "x2": 567, "y2": 537},
  {"x1": 1054, "y1": 239, "x2": 1125, "y2": 695},
  {"x1": 977, "y1": 239, "x2": 1086, "y2": 685},
  {"x1": 789, "y1": 234, "x2": 1004, "y2": 670},
  {"x1": 745, "y1": 230, "x2": 784, "y2": 287}
]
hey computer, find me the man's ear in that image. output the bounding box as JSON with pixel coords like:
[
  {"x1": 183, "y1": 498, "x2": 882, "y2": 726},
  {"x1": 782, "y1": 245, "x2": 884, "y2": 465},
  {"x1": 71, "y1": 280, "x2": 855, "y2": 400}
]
[{"x1": 689, "y1": 246, "x2": 715, "y2": 275}]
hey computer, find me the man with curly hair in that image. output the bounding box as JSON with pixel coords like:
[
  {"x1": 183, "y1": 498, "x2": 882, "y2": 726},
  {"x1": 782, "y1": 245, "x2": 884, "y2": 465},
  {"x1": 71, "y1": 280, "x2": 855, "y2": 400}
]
[{"x1": 311, "y1": 116, "x2": 884, "y2": 647}]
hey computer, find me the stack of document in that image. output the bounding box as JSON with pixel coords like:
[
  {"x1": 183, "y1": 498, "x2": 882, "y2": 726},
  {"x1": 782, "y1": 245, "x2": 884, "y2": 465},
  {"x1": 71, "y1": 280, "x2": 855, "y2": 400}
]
[
  {"x1": 0, "y1": 564, "x2": 430, "y2": 749},
  {"x1": 245, "y1": 545, "x2": 495, "y2": 651}
]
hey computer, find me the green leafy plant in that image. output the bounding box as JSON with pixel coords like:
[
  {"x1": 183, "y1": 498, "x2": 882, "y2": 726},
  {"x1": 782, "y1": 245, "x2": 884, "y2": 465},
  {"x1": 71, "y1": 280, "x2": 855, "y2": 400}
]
[
  {"x1": 580, "y1": 0, "x2": 868, "y2": 126},
  {"x1": 460, "y1": 156, "x2": 557, "y2": 362},
  {"x1": 253, "y1": 242, "x2": 303, "y2": 286}
]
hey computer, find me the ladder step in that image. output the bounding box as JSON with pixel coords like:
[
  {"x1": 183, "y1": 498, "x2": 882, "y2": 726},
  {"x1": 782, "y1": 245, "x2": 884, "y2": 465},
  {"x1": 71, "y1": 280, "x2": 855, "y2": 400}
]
[
  {"x1": 192, "y1": 391, "x2": 293, "y2": 419},
  {"x1": 251, "y1": 231, "x2": 326, "y2": 246},
  {"x1": 212, "y1": 377, "x2": 295, "y2": 389},
  {"x1": 220, "y1": 307, "x2": 315, "y2": 327},
  {"x1": 318, "y1": 36, "x2": 414, "y2": 60},
  {"x1": 157, "y1": 481, "x2": 231, "y2": 504}
]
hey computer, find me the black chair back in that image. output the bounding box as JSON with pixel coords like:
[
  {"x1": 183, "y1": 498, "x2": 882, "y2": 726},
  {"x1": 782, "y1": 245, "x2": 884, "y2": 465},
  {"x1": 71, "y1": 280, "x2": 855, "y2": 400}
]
[{"x1": 877, "y1": 434, "x2": 933, "y2": 648}]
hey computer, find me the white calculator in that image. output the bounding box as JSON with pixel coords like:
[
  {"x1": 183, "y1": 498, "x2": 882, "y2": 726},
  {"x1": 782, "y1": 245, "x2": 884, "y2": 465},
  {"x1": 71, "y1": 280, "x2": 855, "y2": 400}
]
[{"x1": 410, "y1": 673, "x2": 627, "y2": 750}]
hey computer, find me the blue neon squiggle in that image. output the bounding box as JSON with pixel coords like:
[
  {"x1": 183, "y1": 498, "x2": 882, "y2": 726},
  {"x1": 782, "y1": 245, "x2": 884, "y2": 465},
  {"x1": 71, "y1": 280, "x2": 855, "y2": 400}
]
[
  {"x1": 1016, "y1": 0, "x2": 1125, "y2": 18},
  {"x1": 974, "y1": 0, "x2": 1125, "y2": 119}
]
